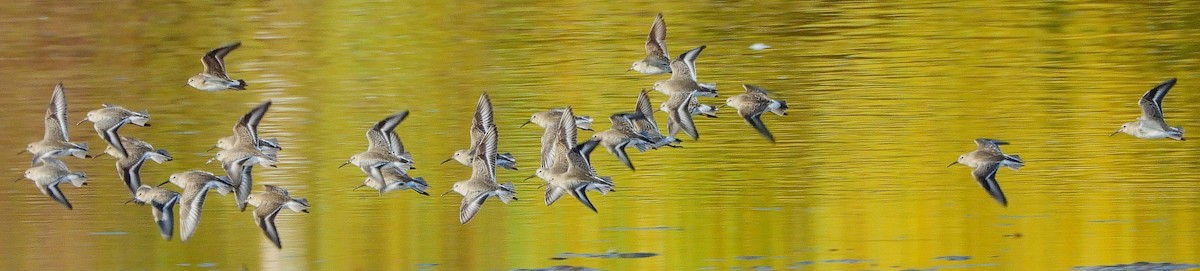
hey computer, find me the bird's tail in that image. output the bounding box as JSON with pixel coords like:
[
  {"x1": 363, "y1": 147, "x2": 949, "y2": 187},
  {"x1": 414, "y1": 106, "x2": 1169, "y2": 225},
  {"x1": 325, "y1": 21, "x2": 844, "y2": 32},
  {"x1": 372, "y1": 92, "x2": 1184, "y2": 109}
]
[
  {"x1": 497, "y1": 182, "x2": 517, "y2": 203},
  {"x1": 232, "y1": 80, "x2": 248, "y2": 90},
  {"x1": 68, "y1": 173, "x2": 88, "y2": 187},
  {"x1": 1004, "y1": 154, "x2": 1024, "y2": 171},
  {"x1": 293, "y1": 198, "x2": 310, "y2": 207},
  {"x1": 575, "y1": 118, "x2": 593, "y2": 131},
  {"x1": 771, "y1": 100, "x2": 789, "y2": 116}
]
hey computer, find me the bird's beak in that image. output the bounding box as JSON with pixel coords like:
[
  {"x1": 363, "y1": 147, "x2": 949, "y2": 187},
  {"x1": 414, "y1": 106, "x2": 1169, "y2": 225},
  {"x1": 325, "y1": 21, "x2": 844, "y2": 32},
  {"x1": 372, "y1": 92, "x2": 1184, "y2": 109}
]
[
  {"x1": 13, "y1": 177, "x2": 22, "y2": 182},
  {"x1": 124, "y1": 199, "x2": 135, "y2": 205},
  {"x1": 91, "y1": 153, "x2": 106, "y2": 159},
  {"x1": 440, "y1": 158, "x2": 453, "y2": 164},
  {"x1": 1109, "y1": 129, "x2": 1121, "y2": 137},
  {"x1": 156, "y1": 180, "x2": 170, "y2": 187},
  {"x1": 338, "y1": 161, "x2": 351, "y2": 168},
  {"x1": 440, "y1": 190, "x2": 454, "y2": 197},
  {"x1": 946, "y1": 161, "x2": 958, "y2": 168},
  {"x1": 205, "y1": 145, "x2": 219, "y2": 152},
  {"x1": 16, "y1": 150, "x2": 26, "y2": 155},
  {"x1": 520, "y1": 120, "x2": 531, "y2": 128},
  {"x1": 523, "y1": 174, "x2": 537, "y2": 181},
  {"x1": 75, "y1": 119, "x2": 86, "y2": 125}
]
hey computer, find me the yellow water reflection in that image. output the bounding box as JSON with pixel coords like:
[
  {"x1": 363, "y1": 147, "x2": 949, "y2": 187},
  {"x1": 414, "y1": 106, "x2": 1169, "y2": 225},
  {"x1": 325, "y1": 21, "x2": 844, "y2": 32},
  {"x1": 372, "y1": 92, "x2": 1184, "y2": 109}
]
[{"x1": 1, "y1": 1, "x2": 1199, "y2": 270}]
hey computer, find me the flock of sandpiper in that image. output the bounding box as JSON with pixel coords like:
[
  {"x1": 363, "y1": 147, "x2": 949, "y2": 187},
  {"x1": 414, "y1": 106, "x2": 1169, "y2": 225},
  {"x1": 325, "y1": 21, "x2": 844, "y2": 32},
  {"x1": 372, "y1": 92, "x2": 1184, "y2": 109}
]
[{"x1": 14, "y1": 12, "x2": 1185, "y2": 249}]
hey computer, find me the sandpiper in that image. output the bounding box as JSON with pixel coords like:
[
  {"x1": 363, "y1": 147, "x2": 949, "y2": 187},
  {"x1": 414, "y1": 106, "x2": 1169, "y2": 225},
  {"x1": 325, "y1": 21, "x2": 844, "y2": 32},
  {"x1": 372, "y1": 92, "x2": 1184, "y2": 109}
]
[
  {"x1": 95, "y1": 137, "x2": 172, "y2": 196},
  {"x1": 20, "y1": 157, "x2": 87, "y2": 209},
  {"x1": 653, "y1": 45, "x2": 718, "y2": 97},
  {"x1": 588, "y1": 113, "x2": 655, "y2": 171},
  {"x1": 342, "y1": 111, "x2": 416, "y2": 184},
  {"x1": 948, "y1": 139, "x2": 1024, "y2": 207},
  {"x1": 22, "y1": 83, "x2": 90, "y2": 166},
  {"x1": 690, "y1": 99, "x2": 719, "y2": 119},
  {"x1": 661, "y1": 90, "x2": 700, "y2": 140},
  {"x1": 629, "y1": 13, "x2": 671, "y2": 75},
  {"x1": 725, "y1": 84, "x2": 788, "y2": 142},
  {"x1": 211, "y1": 101, "x2": 278, "y2": 211},
  {"x1": 129, "y1": 185, "x2": 180, "y2": 240},
  {"x1": 78, "y1": 104, "x2": 150, "y2": 159},
  {"x1": 443, "y1": 150, "x2": 518, "y2": 171},
  {"x1": 628, "y1": 89, "x2": 681, "y2": 151},
  {"x1": 1112, "y1": 78, "x2": 1185, "y2": 140},
  {"x1": 543, "y1": 107, "x2": 614, "y2": 212},
  {"x1": 157, "y1": 170, "x2": 234, "y2": 242},
  {"x1": 526, "y1": 106, "x2": 571, "y2": 184},
  {"x1": 521, "y1": 108, "x2": 594, "y2": 131},
  {"x1": 207, "y1": 99, "x2": 281, "y2": 156},
  {"x1": 247, "y1": 185, "x2": 309, "y2": 249},
  {"x1": 445, "y1": 102, "x2": 518, "y2": 170},
  {"x1": 187, "y1": 42, "x2": 248, "y2": 91},
  {"x1": 209, "y1": 134, "x2": 281, "y2": 157},
  {"x1": 353, "y1": 168, "x2": 430, "y2": 196},
  {"x1": 442, "y1": 93, "x2": 517, "y2": 224}
]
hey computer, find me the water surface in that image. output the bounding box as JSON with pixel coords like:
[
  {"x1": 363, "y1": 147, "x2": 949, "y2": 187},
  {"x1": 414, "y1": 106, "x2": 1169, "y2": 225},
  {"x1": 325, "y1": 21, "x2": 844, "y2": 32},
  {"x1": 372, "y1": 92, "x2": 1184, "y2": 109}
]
[{"x1": 1, "y1": 1, "x2": 1199, "y2": 270}]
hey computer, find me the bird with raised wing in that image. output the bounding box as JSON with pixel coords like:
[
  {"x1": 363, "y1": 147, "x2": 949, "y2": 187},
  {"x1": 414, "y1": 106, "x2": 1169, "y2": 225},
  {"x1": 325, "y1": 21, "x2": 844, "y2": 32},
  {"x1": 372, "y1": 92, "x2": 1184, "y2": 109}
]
[
  {"x1": 187, "y1": 42, "x2": 248, "y2": 91},
  {"x1": 211, "y1": 101, "x2": 278, "y2": 212},
  {"x1": 443, "y1": 93, "x2": 517, "y2": 224},
  {"x1": 342, "y1": 111, "x2": 417, "y2": 184},
  {"x1": 21, "y1": 83, "x2": 90, "y2": 166},
  {"x1": 630, "y1": 13, "x2": 671, "y2": 75},
  {"x1": 652, "y1": 45, "x2": 718, "y2": 97},
  {"x1": 1112, "y1": 78, "x2": 1185, "y2": 140},
  {"x1": 589, "y1": 112, "x2": 655, "y2": 171},
  {"x1": 445, "y1": 101, "x2": 518, "y2": 171},
  {"x1": 628, "y1": 89, "x2": 681, "y2": 151},
  {"x1": 544, "y1": 107, "x2": 614, "y2": 212},
  {"x1": 78, "y1": 104, "x2": 150, "y2": 160}
]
